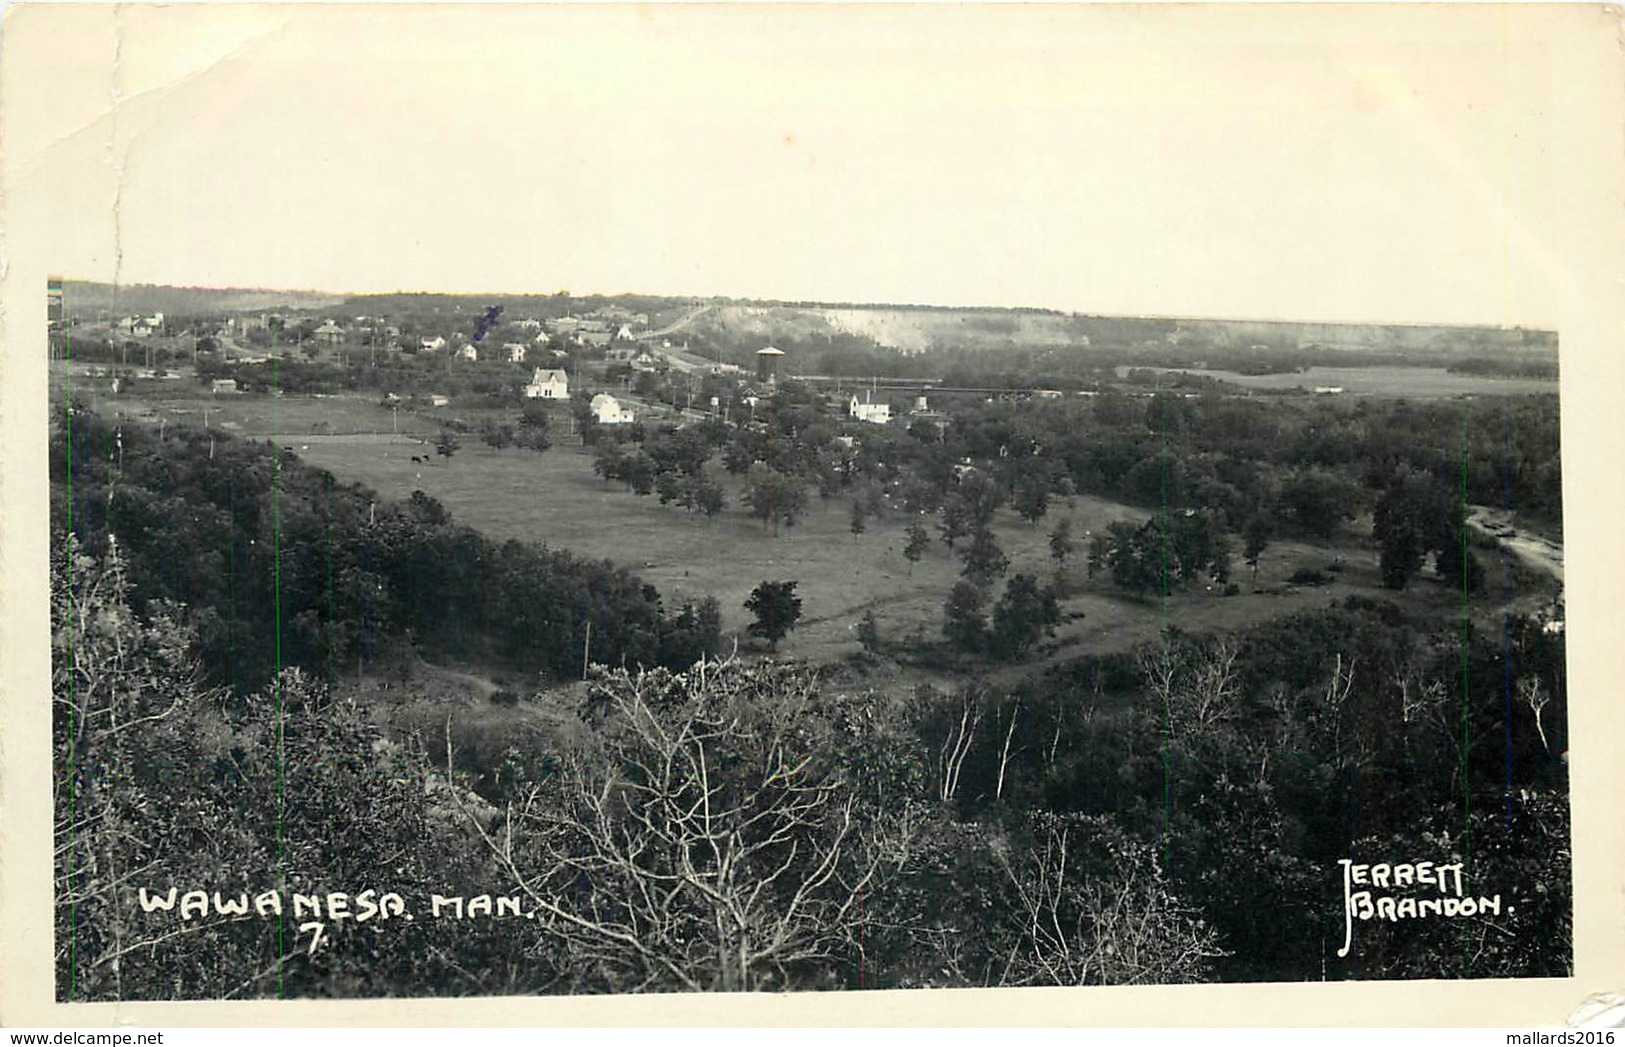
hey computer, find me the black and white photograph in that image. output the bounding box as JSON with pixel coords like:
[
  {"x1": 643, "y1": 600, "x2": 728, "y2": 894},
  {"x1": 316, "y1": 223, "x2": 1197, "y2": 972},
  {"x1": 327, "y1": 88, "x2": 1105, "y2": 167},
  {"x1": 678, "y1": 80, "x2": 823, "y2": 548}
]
[{"x1": 4, "y1": 2, "x2": 1624, "y2": 1027}]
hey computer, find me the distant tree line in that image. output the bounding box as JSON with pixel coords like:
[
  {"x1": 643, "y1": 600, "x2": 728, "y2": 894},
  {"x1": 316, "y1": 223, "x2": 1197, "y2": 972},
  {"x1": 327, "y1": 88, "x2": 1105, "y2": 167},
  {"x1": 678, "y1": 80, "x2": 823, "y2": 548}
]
[
  {"x1": 855, "y1": 389, "x2": 1560, "y2": 560},
  {"x1": 192, "y1": 351, "x2": 540, "y2": 405},
  {"x1": 1448, "y1": 356, "x2": 1560, "y2": 380}
]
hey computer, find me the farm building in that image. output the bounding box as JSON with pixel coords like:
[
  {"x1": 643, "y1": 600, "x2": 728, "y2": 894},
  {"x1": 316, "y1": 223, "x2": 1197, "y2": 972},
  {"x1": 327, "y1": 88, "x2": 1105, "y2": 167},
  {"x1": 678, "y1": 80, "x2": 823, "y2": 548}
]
[
  {"x1": 590, "y1": 393, "x2": 635, "y2": 425},
  {"x1": 849, "y1": 390, "x2": 891, "y2": 425},
  {"x1": 119, "y1": 315, "x2": 161, "y2": 338},
  {"x1": 526, "y1": 368, "x2": 570, "y2": 400}
]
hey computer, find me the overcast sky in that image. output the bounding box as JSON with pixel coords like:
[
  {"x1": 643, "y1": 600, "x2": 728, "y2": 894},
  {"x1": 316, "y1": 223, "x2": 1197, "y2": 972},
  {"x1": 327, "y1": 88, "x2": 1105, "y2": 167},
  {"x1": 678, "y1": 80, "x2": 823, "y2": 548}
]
[{"x1": 7, "y1": 4, "x2": 1581, "y2": 327}]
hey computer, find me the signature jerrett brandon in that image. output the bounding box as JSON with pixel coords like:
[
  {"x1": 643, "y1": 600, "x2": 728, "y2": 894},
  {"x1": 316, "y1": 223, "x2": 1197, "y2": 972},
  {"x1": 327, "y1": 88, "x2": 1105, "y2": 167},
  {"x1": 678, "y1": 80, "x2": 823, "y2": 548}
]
[{"x1": 1337, "y1": 858, "x2": 1507, "y2": 958}]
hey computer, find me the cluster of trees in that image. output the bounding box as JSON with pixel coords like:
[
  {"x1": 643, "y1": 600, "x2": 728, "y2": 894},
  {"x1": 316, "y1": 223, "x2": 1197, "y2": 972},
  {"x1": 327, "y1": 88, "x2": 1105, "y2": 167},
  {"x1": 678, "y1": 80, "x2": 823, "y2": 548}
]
[
  {"x1": 51, "y1": 405, "x2": 721, "y2": 694},
  {"x1": 191, "y1": 349, "x2": 547, "y2": 405},
  {"x1": 1085, "y1": 510, "x2": 1233, "y2": 598},
  {"x1": 53, "y1": 534, "x2": 1570, "y2": 1000},
  {"x1": 835, "y1": 390, "x2": 1560, "y2": 614},
  {"x1": 479, "y1": 402, "x2": 553, "y2": 453},
  {"x1": 744, "y1": 580, "x2": 803, "y2": 648},
  {"x1": 742, "y1": 462, "x2": 808, "y2": 533},
  {"x1": 635, "y1": 380, "x2": 1540, "y2": 578},
  {"x1": 53, "y1": 538, "x2": 543, "y2": 1000},
  {"x1": 592, "y1": 425, "x2": 729, "y2": 518},
  {"x1": 587, "y1": 390, "x2": 850, "y2": 534},
  {"x1": 925, "y1": 469, "x2": 1063, "y2": 660},
  {"x1": 917, "y1": 599, "x2": 1570, "y2": 982},
  {"x1": 49, "y1": 543, "x2": 1223, "y2": 1000},
  {"x1": 942, "y1": 573, "x2": 1062, "y2": 661},
  {"x1": 50, "y1": 334, "x2": 187, "y2": 370},
  {"x1": 1373, "y1": 468, "x2": 1486, "y2": 591}
]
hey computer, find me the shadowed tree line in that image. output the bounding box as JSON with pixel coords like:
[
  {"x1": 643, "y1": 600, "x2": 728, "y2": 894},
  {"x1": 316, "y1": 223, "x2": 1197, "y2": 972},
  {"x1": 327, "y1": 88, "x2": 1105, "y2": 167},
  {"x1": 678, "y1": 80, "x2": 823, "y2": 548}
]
[
  {"x1": 51, "y1": 404, "x2": 720, "y2": 694},
  {"x1": 54, "y1": 533, "x2": 1569, "y2": 999}
]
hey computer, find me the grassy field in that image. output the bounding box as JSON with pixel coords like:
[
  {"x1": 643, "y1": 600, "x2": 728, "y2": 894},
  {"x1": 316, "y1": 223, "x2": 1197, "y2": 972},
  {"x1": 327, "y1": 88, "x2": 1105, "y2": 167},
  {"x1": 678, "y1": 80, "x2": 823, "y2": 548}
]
[
  {"x1": 76, "y1": 387, "x2": 443, "y2": 439},
  {"x1": 80, "y1": 384, "x2": 1552, "y2": 679},
  {"x1": 289, "y1": 424, "x2": 1510, "y2": 674},
  {"x1": 1126, "y1": 365, "x2": 1559, "y2": 398}
]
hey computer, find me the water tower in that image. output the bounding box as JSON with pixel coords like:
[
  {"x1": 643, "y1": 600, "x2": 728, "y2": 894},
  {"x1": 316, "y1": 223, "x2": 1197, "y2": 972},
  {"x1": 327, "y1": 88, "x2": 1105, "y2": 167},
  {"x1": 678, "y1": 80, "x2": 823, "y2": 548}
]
[{"x1": 755, "y1": 346, "x2": 785, "y2": 383}]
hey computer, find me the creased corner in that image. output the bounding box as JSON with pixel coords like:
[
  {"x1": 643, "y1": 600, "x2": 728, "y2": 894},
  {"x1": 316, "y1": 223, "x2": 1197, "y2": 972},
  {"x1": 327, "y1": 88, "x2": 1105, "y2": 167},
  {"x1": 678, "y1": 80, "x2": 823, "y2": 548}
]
[{"x1": 1570, "y1": 992, "x2": 1625, "y2": 1028}]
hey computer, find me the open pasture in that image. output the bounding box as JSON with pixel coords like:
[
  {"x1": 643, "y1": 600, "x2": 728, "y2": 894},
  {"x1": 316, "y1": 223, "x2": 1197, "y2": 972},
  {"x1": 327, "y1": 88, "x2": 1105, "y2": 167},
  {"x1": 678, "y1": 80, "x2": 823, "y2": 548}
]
[
  {"x1": 292, "y1": 427, "x2": 1511, "y2": 672},
  {"x1": 73, "y1": 385, "x2": 1548, "y2": 673}
]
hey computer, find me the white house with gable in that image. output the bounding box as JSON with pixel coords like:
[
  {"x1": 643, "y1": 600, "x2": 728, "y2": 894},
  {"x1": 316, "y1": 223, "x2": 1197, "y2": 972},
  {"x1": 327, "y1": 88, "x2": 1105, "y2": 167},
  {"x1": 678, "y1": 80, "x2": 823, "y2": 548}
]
[
  {"x1": 314, "y1": 320, "x2": 346, "y2": 346},
  {"x1": 849, "y1": 391, "x2": 892, "y2": 425},
  {"x1": 526, "y1": 368, "x2": 570, "y2": 400},
  {"x1": 590, "y1": 393, "x2": 635, "y2": 425}
]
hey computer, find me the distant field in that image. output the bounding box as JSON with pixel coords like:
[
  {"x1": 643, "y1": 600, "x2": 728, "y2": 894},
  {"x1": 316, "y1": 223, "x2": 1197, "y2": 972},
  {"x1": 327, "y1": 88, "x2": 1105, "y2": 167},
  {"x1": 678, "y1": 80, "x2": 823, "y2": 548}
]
[
  {"x1": 76, "y1": 383, "x2": 1549, "y2": 675},
  {"x1": 73, "y1": 384, "x2": 462, "y2": 440},
  {"x1": 290, "y1": 428, "x2": 1511, "y2": 673},
  {"x1": 1125, "y1": 365, "x2": 1559, "y2": 398}
]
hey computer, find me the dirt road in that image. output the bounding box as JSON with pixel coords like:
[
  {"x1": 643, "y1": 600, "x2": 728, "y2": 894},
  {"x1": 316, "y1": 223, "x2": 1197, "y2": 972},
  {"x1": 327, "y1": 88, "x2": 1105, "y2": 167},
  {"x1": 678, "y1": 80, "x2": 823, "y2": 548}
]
[{"x1": 1467, "y1": 505, "x2": 1563, "y2": 583}]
